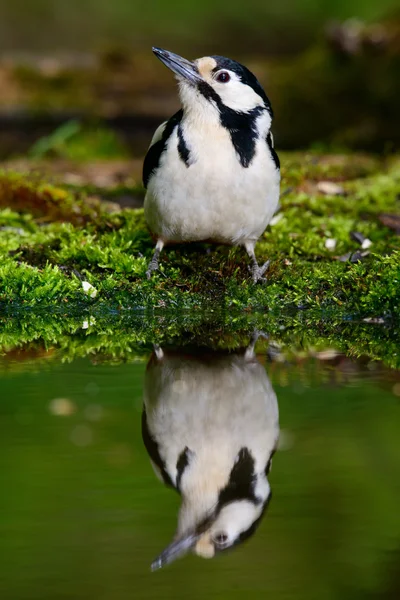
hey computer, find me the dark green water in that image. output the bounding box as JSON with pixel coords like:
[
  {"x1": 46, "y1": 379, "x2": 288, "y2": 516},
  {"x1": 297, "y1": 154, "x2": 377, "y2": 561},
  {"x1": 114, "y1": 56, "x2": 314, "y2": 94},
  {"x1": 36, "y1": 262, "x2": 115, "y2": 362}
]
[{"x1": 1, "y1": 342, "x2": 400, "y2": 600}]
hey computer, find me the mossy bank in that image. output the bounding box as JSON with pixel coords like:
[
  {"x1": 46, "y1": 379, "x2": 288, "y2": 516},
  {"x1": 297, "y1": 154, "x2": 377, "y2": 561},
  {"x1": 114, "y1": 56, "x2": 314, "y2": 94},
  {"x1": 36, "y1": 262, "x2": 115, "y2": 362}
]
[
  {"x1": 1, "y1": 150, "x2": 400, "y2": 366},
  {"x1": 1, "y1": 152, "x2": 399, "y2": 316}
]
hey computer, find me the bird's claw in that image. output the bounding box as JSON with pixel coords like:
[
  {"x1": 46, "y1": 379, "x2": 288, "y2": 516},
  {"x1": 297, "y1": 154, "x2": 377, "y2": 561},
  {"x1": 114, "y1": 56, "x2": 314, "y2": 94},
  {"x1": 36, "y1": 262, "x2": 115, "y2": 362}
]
[
  {"x1": 251, "y1": 260, "x2": 270, "y2": 283},
  {"x1": 252, "y1": 330, "x2": 269, "y2": 341},
  {"x1": 153, "y1": 344, "x2": 164, "y2": 360},
  {"x1": 245, "y1": 329, "x2": 269, "y2": 359},
  {"x1": 146, "y1": 258, "x2": 159, "y2": 279}
]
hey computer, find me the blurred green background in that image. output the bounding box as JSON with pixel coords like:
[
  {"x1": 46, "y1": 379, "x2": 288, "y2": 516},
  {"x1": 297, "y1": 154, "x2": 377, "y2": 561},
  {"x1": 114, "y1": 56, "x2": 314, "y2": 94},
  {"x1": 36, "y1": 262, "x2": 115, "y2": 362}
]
[
  {"x1": 0, "y1": 0, "x2": 398, "y2": 152},
  {"x1": 0, "y1": 0, "x2": 397, "y2": 54}
]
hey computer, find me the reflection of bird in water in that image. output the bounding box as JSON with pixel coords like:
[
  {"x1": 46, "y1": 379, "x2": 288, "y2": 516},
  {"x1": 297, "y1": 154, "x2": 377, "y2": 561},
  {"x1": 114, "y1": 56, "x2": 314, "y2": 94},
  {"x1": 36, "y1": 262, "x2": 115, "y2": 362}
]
[{"x1": 142, "y1": 334, "x2": 279, "y2": 570}]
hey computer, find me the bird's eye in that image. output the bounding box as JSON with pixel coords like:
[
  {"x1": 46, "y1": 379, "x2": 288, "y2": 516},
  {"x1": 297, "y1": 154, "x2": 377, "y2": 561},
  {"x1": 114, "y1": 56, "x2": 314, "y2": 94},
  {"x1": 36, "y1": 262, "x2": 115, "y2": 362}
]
[
  {"x1": 216, "y1": 71, "x2": 230, "y2": 83},
  {"x1": 213, "y1": 533, "x2": 228, "y2": 546}
]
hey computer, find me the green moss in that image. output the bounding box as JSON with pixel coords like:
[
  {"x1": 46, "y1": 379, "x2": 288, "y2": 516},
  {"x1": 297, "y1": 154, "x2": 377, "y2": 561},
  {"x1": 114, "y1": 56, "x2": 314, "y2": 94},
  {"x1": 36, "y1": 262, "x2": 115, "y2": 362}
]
[
  {"x1": 0, "y1": 170, "x2": 117, "y2": 224},
  {"x1": 0, "y1": 152, "x2": 399, "y2": 323},
  {"x1": 1, "y1": 308, "x2": 400, "y2": 372}
]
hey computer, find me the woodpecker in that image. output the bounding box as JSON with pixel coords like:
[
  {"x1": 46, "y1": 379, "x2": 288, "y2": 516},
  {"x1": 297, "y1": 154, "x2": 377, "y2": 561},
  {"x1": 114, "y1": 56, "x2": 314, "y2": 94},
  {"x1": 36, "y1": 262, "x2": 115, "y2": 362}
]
[
  {"x1": 143, "y1": 47, "x2": 280, "y2": 282},
  {"x1": 142, "y1": 334, "x2": 279, "y2": 570}
]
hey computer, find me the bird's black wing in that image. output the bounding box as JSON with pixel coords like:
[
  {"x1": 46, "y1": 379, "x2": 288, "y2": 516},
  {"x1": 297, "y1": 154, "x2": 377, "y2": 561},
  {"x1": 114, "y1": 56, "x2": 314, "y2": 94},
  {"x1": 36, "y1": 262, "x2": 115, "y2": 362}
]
[
  {"x1": 266, "y1": 131, "x2": 280, "y2": 170},
  {"x1": 142, "y1": 109, "x2": 183, "y2": 188},
  {"x1": 141, "y1": 409, "x2": 175, "y2": 489}
]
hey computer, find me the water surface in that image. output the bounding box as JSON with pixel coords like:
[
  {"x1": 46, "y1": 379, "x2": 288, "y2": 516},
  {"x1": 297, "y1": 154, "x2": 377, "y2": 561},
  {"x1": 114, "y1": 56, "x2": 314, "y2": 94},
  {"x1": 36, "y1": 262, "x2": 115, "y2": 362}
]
[{"x1": 1, "y1": 338, "x2": 400, "y2": 600}]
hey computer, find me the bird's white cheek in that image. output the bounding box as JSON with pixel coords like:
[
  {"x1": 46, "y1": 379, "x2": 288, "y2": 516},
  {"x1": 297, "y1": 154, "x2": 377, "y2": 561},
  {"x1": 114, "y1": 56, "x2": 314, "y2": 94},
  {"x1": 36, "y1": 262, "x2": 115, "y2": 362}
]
[
  {"x1": 211, "y1": 500, "x2": 262, "y2": 539},
  {"x1": 216, "y1": 82, "x2": 264, "y2": 112}
]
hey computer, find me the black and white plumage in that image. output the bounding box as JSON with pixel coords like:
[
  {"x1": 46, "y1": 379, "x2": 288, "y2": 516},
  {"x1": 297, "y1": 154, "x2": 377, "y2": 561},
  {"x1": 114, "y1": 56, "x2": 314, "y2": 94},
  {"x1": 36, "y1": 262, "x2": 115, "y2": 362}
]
[
  {"x1": 143, "y1": 48, "x2": 280, "y2": 282},
  {"x1": 142, "y1": 336, "x2": 279, "y2": 569}
]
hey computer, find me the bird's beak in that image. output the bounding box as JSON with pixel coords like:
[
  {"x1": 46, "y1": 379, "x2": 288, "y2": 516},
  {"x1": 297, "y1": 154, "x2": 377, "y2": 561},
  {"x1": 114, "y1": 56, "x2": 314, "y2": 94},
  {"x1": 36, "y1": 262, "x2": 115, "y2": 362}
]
[
  {"x1": 151, "y1": 532, "x2": 199, "y2": 571},
  {"x1": 152, "y1": 47, "x2": 202, "y2": 85}
]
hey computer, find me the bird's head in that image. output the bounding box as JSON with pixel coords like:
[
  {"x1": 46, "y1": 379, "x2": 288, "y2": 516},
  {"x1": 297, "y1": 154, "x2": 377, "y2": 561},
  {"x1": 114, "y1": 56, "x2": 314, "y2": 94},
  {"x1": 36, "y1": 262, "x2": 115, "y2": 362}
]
[
  {"x1": 152, "y1": 47, "x2": 272, "y2": 127},
  {"x1": 151, "y1": 448, "x2": 273, "y2": 571}
]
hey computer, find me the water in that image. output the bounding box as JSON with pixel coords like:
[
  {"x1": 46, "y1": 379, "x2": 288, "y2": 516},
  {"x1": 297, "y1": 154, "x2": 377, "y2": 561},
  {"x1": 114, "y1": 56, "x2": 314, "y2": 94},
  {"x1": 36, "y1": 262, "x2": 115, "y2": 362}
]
[{"x1": 1, "y1": 335, "x2": 400, "y2": 600}]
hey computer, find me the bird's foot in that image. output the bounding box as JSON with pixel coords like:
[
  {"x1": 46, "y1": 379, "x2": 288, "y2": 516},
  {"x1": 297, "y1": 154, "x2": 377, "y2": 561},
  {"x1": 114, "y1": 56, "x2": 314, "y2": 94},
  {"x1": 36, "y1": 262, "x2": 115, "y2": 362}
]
[
  {"x1": 153, "y1": 344, "x2": 164, "y2": 360},
  {"x1": 252, "y1": 329, "x2": 269, "y2": 341},
  {"x1": 250, "y1": 260, "x2": 270, "y2": 283},
  {"x1": 245, "y1": 330, "x2": 269, "y2": 360},
  {"x1": 146, "y1": 256, "x2": 160, "y2": 279},
  {"x1": 146, "y1": 242, "x2": 164, "y2": 279}
]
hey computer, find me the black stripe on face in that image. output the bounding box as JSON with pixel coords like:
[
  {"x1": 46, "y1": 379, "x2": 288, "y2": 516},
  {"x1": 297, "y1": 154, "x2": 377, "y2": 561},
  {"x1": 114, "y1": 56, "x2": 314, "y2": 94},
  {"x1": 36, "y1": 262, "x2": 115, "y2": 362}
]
[
  {"x1": 177, "y1": 125, "x2": 191, "y2": 167},
  {"x1": 197, "y1": 80, "x2": 220, "y2": 104},
  {"x1": 232, "y1": 491, "x2": 272, "y2": 548},
  {"x1": 217, "y1": 447, "x2": 260, "y2": 508},
  {"x1": 196, "y1": 81, "x2": 265, "y2": 168},
  {"x1": 210, "y1": 56, "x2": 273, "y2": 117},
  {"x1": 221, "y1": 106, "x2": 264, "y2": 168}
]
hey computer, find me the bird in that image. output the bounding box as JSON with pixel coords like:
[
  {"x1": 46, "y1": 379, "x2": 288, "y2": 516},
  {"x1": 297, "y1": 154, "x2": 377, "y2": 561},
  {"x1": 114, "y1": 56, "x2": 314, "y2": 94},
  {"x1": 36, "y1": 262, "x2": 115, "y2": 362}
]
[
  {"x1": 143, "y1": 47, "x2": 280, "y2": 282},
  {"x1": 142, "y1": 333, "x2": 280, "y2": 570}
]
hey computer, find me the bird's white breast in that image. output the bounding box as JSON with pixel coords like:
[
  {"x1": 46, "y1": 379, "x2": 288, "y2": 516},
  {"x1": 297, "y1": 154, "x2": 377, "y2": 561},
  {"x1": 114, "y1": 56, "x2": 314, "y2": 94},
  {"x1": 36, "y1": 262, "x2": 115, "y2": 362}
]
[
  {"x1": 144, "y1": 353, "x2": 279, "y2": 487},
  {"x1": 144, "y1": 119, "x2": 280, "y2": 245}
]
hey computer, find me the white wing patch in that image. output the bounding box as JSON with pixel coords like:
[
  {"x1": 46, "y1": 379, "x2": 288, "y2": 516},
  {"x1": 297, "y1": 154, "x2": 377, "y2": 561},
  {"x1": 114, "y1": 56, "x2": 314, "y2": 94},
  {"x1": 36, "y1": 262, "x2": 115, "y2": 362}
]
[{"x1": 149, "y1": 121, "x2": 168, "y2": 148}]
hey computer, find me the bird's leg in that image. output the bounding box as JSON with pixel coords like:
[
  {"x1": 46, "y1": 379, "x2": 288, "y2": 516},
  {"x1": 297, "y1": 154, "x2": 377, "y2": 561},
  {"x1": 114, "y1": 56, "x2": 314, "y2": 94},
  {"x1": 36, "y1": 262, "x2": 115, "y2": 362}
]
[
  {"x1": 244, "y1": 241, "x2": 270, "y2": 283},
  {"x1": 153, "y1": 344, "x2": 164, "y2": 360},
  {"x1": 146, "y1": 240, "x2": 164, "y2": 279},
  {"x1": 245, "y1": 330, "x2": 269, "y2": 360}
]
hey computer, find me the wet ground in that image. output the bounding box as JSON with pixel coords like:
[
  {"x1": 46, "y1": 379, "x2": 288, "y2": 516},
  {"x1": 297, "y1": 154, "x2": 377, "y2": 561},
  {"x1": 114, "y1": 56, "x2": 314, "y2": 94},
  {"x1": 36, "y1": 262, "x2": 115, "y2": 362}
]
[{"x1": 1, "y1": 329, "x2": 400, "y2": 600}]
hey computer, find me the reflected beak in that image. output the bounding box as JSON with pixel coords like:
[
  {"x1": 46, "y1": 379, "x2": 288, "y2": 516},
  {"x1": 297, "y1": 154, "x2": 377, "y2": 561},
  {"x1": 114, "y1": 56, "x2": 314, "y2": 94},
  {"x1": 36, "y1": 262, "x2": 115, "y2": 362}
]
[
  {"x1": 152, "y1": 47, "x2": 202, "y2": 85},
  {"x1": 151, "y1": 532, "x2": 199, "y2": 571}
]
